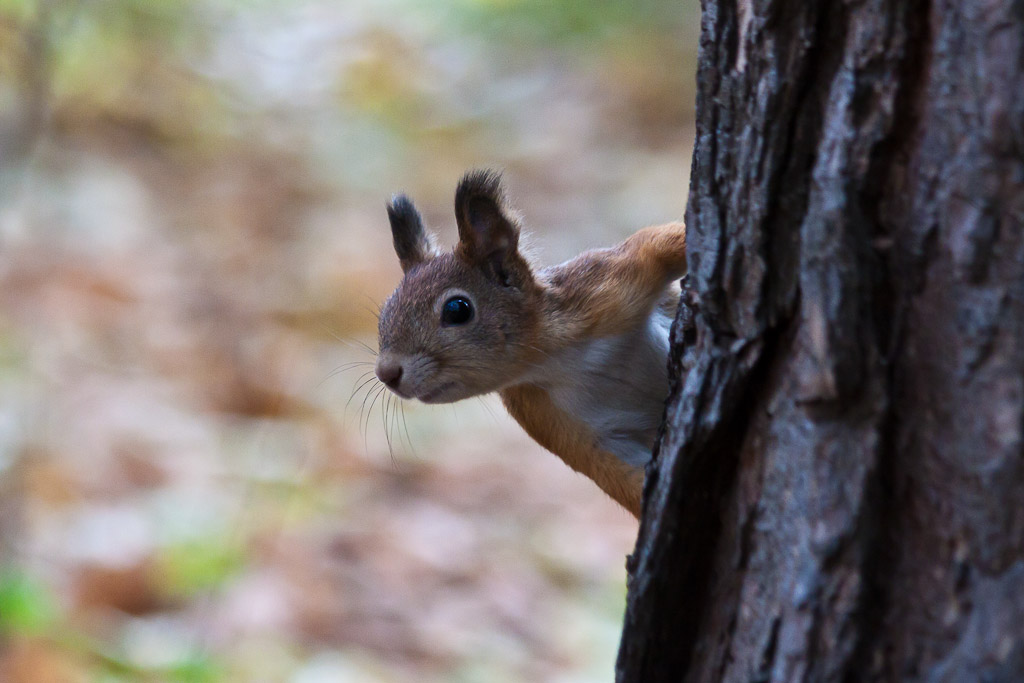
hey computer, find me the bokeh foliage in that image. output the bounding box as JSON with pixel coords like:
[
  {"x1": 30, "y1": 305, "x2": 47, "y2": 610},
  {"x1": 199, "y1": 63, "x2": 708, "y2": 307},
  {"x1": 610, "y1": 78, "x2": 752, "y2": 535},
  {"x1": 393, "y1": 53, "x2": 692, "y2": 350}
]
[{"x1": 0, "y1": 0, "x2": 696, "y2": 681}]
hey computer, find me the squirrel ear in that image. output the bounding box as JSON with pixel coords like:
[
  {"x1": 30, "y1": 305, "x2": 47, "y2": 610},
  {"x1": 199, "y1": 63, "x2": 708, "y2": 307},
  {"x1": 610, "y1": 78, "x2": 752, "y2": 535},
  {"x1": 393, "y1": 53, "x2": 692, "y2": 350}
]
[
  {"x1": 387, "y1": 194, "x2": 435, "y2": 273},
  {"x1": 454, "y1": 170, "x2": 521, "y2": 273}
]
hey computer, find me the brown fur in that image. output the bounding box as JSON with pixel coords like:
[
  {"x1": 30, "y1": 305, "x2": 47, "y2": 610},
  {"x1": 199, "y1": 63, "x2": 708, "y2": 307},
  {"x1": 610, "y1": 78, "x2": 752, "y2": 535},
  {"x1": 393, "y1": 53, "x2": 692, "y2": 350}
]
[
  {"x1": 377, "y1": 171, "x2": 686, "y2": 518},
  {"x1": 542, "y1": 223, "x2": 687, "y2": 341}
]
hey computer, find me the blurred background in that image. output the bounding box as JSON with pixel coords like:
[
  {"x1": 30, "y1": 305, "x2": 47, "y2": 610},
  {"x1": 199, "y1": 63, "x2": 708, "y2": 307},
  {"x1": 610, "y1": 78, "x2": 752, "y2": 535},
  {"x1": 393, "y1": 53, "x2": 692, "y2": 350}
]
[{"x1": 0, "y1": 1, "x2": 698, "y2": 680}]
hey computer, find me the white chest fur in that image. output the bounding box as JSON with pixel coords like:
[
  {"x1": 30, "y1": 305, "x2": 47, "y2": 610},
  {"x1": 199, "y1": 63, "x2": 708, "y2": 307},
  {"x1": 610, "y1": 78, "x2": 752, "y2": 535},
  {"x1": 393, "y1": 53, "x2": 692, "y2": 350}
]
[{"x1": 525, "y1": 307, "x2": 673, "y2": 467}]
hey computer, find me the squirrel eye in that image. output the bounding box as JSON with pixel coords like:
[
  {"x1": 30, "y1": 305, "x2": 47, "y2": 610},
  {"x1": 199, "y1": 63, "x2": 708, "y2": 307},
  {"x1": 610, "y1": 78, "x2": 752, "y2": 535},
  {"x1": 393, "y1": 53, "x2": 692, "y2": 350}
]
[{"x1": 441, "y1": 296, "x2": 474, "y2": 326}]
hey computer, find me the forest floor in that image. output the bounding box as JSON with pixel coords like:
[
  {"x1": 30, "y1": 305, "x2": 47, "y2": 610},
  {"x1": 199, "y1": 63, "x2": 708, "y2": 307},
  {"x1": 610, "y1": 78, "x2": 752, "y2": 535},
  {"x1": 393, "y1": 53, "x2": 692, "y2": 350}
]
[{"x1": 0, "y1": 1, "x2": 696, "y2": 680}]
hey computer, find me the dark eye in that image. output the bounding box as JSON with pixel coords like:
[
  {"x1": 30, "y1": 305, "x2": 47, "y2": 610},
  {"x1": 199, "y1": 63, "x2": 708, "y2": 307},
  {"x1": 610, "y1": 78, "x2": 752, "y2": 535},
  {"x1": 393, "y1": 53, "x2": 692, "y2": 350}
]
[{"x1": 441, "y1": 296, "x2": 474, "y2": 326}]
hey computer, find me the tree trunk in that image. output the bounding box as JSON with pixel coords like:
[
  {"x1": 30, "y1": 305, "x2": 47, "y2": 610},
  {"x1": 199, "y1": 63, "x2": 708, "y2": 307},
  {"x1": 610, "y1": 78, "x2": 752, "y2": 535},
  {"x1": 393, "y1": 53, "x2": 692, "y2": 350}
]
[{"x1": 617, "y1": 0, "x2": 1024, "y2": 680}]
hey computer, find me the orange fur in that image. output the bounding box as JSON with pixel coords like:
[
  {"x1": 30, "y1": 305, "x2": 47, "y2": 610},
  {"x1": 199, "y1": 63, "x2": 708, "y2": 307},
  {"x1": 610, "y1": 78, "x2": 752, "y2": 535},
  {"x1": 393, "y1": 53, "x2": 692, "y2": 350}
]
[
  {"x1": 501, "y1": 385, "x2": 646, "y2": 516},
  {"x1": 542, "y1": 223, "x2": 687, "y2": 341}
]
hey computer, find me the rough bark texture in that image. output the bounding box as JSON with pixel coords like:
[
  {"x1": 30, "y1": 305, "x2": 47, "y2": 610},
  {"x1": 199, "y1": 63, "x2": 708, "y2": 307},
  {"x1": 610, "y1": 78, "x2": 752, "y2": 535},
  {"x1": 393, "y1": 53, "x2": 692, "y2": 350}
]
[{"x1": 617, "y1": 0, "x2": 1024, "y2": 681}]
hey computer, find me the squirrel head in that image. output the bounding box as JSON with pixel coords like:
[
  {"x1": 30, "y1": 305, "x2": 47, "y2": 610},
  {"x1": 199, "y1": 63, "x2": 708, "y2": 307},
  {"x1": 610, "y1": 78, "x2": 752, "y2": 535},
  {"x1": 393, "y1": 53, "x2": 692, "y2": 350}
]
[{"x1": 375, "y1": 171, "x2": 544, "y2": 403}]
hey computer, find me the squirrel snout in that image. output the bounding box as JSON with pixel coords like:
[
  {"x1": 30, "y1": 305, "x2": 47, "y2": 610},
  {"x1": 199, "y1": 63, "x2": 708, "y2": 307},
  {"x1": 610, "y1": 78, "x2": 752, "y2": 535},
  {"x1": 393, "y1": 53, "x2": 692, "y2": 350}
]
[{"x1": 375, "y1": 357, "x2": 404, "y2": 391}]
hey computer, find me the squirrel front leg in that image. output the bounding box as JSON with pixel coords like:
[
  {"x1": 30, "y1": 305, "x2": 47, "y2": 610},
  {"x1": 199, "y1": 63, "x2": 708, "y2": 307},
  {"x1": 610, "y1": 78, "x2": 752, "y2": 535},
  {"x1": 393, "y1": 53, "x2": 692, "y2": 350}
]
[
  {"x1": 546, "y1": 222, "x2": 687, "y2": 341},
  {"x1": 501, "y1": 384, "x2": 646, "y2": 516}
]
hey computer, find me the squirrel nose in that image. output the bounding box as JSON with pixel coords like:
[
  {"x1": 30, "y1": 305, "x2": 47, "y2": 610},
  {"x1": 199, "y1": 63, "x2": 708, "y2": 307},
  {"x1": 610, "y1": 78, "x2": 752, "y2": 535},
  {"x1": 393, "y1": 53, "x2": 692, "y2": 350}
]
[{"x1": 375, "y1": 358, "x2": 404, "y2": 390}]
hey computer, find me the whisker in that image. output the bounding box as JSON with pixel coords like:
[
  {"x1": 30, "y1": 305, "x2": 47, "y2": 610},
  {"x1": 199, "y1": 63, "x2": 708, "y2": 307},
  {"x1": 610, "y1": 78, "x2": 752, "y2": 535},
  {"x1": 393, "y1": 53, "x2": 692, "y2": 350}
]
[
  {"x1": 317, "y1": 323, "x2": 369, "y2": 348},
  {"x1": 509, "y1": 341, "x2": 556, "y2": 361},
  {"x1": 363, "y1": 385, "x2": 387, "y2": 456},
  {"x1": 318, "y1": 323, "x2": 345, "y2": 344},
  {"x1": 400, "y1": 401, "x2": 417, "y2": 457},
  {"x1": 348, "y1": 370, "x2": 375, "y2": 394},
  {"x1": 382, "y1": 393, "x2": 396, "y2": 465},
  {"x1": 353, "y1": 339, "x2": 379, "y2": 357},
  {"x1": 389, "y1": 394, "x2": 398, "y2": 440},
  {"x1": 323, "y1": 328, "x2": 379, "y2": 358},
  {"x1": 346, "y1": 373, "x2": 380, "y2": 417},
  {"x1": 319, "y1": 363, "x2": 374, "y2": 388},
  {"x1": 361, "y1": 293, "x2": 385, "y2": 320},
  {"x1": 389, "y1": 395, "x2": 405, "y2": 467},
  {"x1": 476, "y1": 396, "x2": 501, "y2": 425},
  {"x1": 332, "y1": 360, "x2": 376, "y2": 372},
  {"x1": 360, "y1": 302, "x2": 382, "y2": 321},
  {"x1": 358, "y1": 382, "x2": 382, "y2": 437}
]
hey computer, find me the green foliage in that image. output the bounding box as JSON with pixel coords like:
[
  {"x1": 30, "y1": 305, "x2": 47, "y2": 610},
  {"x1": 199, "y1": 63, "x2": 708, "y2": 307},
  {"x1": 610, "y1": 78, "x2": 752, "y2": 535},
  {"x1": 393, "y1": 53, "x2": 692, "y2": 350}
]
[
  {"x1": 0, "y1": 566, "x2": 57, "y2": 636},
  {"x1": 166, "y1": 654, "x2": 223, "y2": 683},
  {"x1": 0, "y1": 0, "x2": 227, "y2": 147},
  {"x1": 48, "y1": 1, "x2": 208, "y2": 101},
  {"x1": 90, "y1": 648, "x2": 224, "y2": 683},
  {"x1": 0, "y1": 0, "x2": 35, "y2": 22},
  {"x1": 155, "y1": 537, "x2": 245, "y2": 599},
  {"x1": 450, "y1": 0, "x2": 688, "y2": 46}
]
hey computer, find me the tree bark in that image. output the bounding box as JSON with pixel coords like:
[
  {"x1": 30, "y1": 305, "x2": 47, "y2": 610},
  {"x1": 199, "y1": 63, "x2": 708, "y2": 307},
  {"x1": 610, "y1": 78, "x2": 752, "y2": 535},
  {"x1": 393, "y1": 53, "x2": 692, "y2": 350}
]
[{"x1": 617, "y1": 0, "x2": 1024, "y2": 680}]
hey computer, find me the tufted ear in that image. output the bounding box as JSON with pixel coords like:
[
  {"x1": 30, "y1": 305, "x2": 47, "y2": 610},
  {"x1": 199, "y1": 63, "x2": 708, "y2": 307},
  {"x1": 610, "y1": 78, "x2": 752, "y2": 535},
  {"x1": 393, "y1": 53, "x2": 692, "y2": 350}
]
[
  {"x1": 387, "y1": 194, "x2": 435, "y2": 273},
  {"x1": 454, "y1": 170, "x2": 521, "y2": 283}
]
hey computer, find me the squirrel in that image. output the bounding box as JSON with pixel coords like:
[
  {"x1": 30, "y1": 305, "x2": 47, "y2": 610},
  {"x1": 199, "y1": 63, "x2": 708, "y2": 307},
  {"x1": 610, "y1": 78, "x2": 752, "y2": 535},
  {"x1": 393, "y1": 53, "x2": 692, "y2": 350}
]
[{"x1": 374, "y1": 170, "x2": 686, "y2": 517}]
